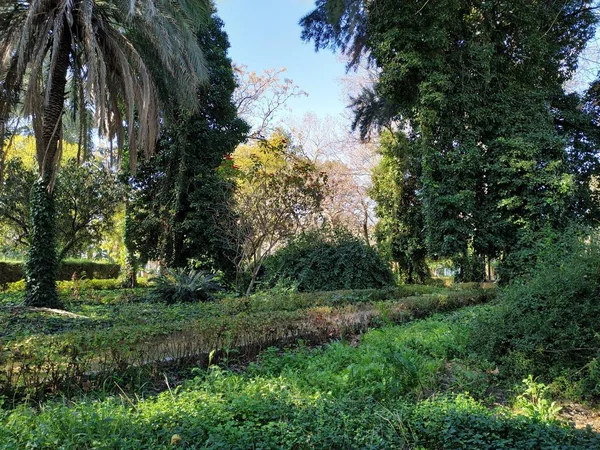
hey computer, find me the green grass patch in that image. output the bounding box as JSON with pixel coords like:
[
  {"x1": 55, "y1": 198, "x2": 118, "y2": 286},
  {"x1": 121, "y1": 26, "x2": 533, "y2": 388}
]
[{"x1": 1, "y1": 306, "x2": 597, "y2": 449}]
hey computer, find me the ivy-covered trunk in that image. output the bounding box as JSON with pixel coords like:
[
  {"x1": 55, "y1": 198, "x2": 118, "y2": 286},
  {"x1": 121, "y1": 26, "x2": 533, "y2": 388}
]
[
  {"x1": 25, "y1": 178, "x2": 60, "y2": 307},
  {"x1": 123, "y1": 202, "x2": 138, "y2": 288},
  {"x1": 24, "y1": 27, "x2": 70, "y2": 308}
]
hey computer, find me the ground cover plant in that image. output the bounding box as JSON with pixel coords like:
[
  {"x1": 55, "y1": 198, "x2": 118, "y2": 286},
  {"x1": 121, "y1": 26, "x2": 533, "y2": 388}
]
[
  {"x1": 0, "y1": 284, "x2": 492, "y2": 401},
  {"x1": 1, "y1": 306, "x2": 598, "y2": 449}
]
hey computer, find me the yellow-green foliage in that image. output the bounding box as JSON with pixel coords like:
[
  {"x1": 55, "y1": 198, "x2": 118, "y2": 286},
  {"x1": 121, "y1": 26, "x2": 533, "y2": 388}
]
[{"x1": 4, "y1": 135, "x2": 79, "y2": 169}]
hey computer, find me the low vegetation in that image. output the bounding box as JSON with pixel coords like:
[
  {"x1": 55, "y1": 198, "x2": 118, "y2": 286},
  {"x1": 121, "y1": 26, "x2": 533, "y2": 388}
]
[
  {"x1": 0, "y1": 284, "x2": 491, "y2": 401},
  {"x1": 1, "y1": 305, "x2": 599, "y2": 449}
]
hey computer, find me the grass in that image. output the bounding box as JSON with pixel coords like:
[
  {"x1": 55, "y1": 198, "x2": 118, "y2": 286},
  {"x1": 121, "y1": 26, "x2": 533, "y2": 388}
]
[{"x1": 1, "y1": 305, "x2": 598, "y2": 449}]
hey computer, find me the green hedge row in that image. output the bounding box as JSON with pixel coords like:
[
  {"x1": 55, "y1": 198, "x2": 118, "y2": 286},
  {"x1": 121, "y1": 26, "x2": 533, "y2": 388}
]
[
  {"x1": 0, "y1": 288, "x2": 495, "y2": 401},
  {"x1": 0, "y1": 260, "x2": 120, "y2": 284},
  {"x1": 3, "y1": 306, "x2": 598, "y2": 449}
]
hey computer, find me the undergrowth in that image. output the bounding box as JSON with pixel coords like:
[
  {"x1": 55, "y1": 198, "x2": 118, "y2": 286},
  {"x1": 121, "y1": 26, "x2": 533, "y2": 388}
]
[{"x1": 1, "y1": 306, "x2": 597, "y2": 449}]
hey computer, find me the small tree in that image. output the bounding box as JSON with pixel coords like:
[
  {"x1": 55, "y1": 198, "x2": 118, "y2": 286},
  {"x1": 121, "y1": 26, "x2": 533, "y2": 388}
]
[
  {"x1": 0, "y1": 158, "x2": 122, "y2": 260},
  {"x1": 223, "y1": 131, "x2": 327, "y2": 295}
]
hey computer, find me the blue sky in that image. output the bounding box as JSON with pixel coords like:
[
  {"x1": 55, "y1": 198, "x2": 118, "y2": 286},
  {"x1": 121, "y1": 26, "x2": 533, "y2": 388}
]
[{"x1": 214, "y1": 0, "x2": 349, "y2": 119}]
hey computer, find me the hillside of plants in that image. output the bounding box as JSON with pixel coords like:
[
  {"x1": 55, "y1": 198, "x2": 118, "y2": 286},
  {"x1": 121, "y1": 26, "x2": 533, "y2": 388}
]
[{"x1": 2, "y1": 0, "x2": 600, "y2": 448}]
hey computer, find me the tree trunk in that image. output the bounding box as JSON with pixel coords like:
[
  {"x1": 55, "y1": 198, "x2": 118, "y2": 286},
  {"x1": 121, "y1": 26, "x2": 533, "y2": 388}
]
[
  {"x1": 25, "y1": 28, "x2": 70, "y2": 308},
  {"x1": 25, "y1": 178, "x2": 61, "y2": 307},
  {"x1": 170, "y1": 147, "x2": 190, "y2": 268},
  {"x1": 123, "y1": 199, "x2": 138, "y2": 288},
  {"x1": 245, "y1": 264, "x2": 261, "y2": 297}
]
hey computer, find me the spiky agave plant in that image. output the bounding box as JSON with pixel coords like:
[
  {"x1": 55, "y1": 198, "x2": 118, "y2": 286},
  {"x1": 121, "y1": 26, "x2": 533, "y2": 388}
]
[{"x1": 0, "y1": 0, "x2": 210, "y2": 307}]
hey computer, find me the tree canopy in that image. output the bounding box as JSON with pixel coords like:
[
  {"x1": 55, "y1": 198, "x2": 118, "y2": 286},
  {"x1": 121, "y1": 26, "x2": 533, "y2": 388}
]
[
  {"x1": 127, "y1": 12, "x2": 249, "y2": 276},
  {"x1": 302, "y1": 0, "x2": 600, "y2": 281}
]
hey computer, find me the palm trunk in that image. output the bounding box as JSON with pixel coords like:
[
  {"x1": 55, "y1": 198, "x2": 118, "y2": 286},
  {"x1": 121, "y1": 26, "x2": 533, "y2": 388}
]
[
  {"x1": 0, "y1": 118, "x2": 6, "y2": 190},
  {"x1": 24, "y1": 28, "x2": 70, "y2": 308},
  {"x1": 25, "y1": 178, "x2": 60, "y2": 307}
]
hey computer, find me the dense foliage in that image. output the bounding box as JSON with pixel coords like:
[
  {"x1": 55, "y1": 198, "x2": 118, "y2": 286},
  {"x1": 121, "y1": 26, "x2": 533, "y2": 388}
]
[
  {"x1": 2, "y1": 305, "x2": 598, "y2": 449},
  {"x1": 264, "y1": 228, "x2": 394, "y2": 291},
  {"x1": 370, "y1": 131, "x2": 429, "y2": 283},
  {"x1": 301, "y1": 0, "x2": 600, "y2": 282},
  {"x1": 0, "y1": 158, "x2": 122, "y2": 260},
  {"x1": 128, "y1": 12, "x2": 248, "y2": 276},
  {"x1": 470, "y1": 230, "x2": 600, "y2": 394},
  {"x1": 228, "y1": 131, "x2": 327, "y2": 294}
]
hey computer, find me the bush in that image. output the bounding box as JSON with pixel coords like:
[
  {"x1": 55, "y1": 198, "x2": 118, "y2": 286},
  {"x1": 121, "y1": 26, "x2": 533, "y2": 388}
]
[
  {"x1": 264, "y1": 228, "x2": 394, "y2": 292},
  {"x1": 470, "y1": 230, "x2": 600, "y2": 389},
  {"x1": 148, "y1": 268, "x2": 222, "y2": 304}
]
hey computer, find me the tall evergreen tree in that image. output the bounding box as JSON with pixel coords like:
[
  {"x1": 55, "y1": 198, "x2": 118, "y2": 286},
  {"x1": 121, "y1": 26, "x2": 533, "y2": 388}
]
[
  {"x1": 370, "y1": 131, "x2": 429, "y2": 284},
  {"x1": 302, "y1": 0, "x2": 600, "y2": 281},
  {"x1": 128, "y1": 12, "x2": 249, "y2": 276}
]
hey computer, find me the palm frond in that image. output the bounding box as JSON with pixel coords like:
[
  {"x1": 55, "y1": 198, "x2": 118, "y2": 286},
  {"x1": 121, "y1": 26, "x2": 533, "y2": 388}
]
[{"x1": 0, "y1": 0, "x2": 210, "y2": 179}]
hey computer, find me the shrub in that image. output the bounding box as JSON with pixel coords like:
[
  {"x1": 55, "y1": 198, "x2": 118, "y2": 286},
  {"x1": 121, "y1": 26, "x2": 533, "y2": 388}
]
[
  {"x1": 148, "y1": 268, "x2": 222, "y2": 304},
  {"x1": 263, "y1": 228, "x2": 394, "y2": 292},
  {"x1": 470, "y1": 230, "x2": 600, "y2": 388}
]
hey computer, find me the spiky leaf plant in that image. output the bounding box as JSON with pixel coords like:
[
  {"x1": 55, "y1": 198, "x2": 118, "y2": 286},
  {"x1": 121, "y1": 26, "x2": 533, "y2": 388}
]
[{"x1": 149, "y1": 268, "x2": 222, "y2": 304}]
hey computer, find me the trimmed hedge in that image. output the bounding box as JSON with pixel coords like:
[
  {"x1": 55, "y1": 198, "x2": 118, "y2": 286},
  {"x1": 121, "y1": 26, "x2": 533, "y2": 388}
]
[
  {"x1": 0, "y1": 261, "x2": 22, "y2": 286},
  {"x1": 0, "y1": 260, "x2": 120, "y2": 284},
  {"x1": 57, "y1": 261, "x2": 120, "y2": 281},
  {"x1": 0, "y1": 288, "x2": 495, "y2": 400}
]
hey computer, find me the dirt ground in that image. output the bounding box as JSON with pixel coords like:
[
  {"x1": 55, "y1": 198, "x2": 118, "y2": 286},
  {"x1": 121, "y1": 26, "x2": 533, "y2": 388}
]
[{"x1": 560, "y1": 403, "x2": 600, "y2": 431}]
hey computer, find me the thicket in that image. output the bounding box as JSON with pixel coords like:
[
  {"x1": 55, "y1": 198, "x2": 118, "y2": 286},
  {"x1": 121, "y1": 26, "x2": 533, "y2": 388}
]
[
  {"x1": 263, "y1": 229, "x2": 394, "y2": 292},
  {"x1": 470, "y1": 231, "x2": 600, "y2": 395}
]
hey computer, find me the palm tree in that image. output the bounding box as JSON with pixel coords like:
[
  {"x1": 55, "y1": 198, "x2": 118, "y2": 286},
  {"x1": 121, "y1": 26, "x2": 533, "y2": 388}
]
[{"x1": 0, "y1": 0, "x2": 210, "y2": 307}]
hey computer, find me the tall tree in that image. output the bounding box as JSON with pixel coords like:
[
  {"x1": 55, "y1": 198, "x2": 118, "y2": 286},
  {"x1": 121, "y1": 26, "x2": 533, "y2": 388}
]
[
  {"x1": 302, "y1": 0, "x2": 600, "y2": 281},
  {"x1": 370, "y1": 131, "x2": 429, "y2": 284},
  {"x1": 127, "y1": 12, "x2": 249, "y2": 275},
  {"x1": 0, "y1": 0, "x2": 209, "y2": 306}
]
